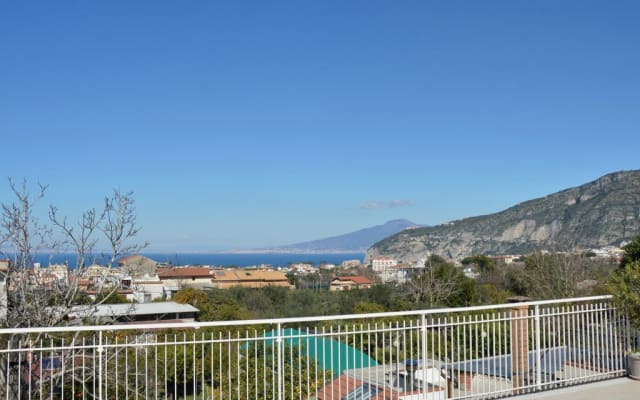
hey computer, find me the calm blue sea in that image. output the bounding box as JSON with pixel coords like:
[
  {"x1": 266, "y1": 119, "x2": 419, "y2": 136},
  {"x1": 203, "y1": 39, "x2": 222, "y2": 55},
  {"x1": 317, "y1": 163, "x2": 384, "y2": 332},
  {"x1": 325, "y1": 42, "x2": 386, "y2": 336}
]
[{"x1": 31, "y1": 253, "x2": 365, "y2": 268}]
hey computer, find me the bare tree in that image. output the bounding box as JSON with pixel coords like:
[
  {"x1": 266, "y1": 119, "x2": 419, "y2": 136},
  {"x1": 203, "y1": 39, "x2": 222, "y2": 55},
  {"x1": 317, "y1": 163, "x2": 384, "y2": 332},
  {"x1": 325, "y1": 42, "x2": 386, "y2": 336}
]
[
  {"x1": 49, "y1": 206, "x2": 104, "y2": 270},
  {"x1": 0, "y1": 179, "x2": 56, "y2": 398},
  {"x1": 405, "y1": 255, "x2": 472, "y2": 307},
  {"x1": 0, "y1": 180, "x2": 148, "y2": 398},
  {"x1": 0, "y1": 178, "x2": 50, "y2": 271},
  {"x1": 0, "y1": 178, "x2": 57, "y2": 328},
  {"x1": 49, "y1": 205, "x2": 105, "y2": 313},
  {"x1": 524, "y1": 252, "x2": 586, "y2": 299},
  {"x1": 101, "y1": 189, "x2": 148, "y2": 269}
]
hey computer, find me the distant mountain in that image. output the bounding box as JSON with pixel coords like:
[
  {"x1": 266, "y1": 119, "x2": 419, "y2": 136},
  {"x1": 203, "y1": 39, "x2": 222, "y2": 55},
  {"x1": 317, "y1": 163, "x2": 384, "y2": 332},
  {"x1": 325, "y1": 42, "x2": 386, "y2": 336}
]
[
  {"x1": 367, "y1": 170, "x2": 640, "y2": 263},
  {"x1": 274, "y1": 219, "x2": 420, "y2": 253}
]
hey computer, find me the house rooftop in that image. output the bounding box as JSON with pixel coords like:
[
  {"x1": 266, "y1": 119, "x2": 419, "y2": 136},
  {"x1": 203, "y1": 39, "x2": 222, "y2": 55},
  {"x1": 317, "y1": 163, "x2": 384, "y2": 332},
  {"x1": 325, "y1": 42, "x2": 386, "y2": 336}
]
[
  {"x1": 157, "y1": 266, "x2": 212, "y2": 279},
  {"x1": 213, "y1": 269, "x2": 288, "y2": 282},
  {"x1": 333, "y1": 275, "x2": 374, "y2": 285},
  {"x1": 70, "y1": 302, "x2": 199, "y2": 318}
]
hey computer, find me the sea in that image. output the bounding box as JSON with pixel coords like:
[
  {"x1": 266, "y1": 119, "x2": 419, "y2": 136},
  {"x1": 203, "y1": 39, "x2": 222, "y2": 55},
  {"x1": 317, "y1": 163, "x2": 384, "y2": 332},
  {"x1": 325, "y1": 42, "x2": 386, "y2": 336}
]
[{"x1": 30, "y1": 252, "x2": 366, "y2": 268}]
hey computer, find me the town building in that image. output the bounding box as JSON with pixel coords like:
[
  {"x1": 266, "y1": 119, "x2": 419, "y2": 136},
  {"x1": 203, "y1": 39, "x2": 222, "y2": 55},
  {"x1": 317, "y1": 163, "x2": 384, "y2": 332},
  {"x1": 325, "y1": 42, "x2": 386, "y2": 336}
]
[
  {"x1": 118, "y1": 255, "x2": 159, "y2": 277},
  {"x1": 211, "y1": 268, "x2": 291, "y2": 289},
  {"x1": 377, "y1": 265, "x2": 413, "y2": 284},
  {"x1": 371, "y1": 256, "x2": 398, "y2": 272},
  {"x1": 69, "y1": 301, "x2": 200, "y2": 324},
  {"x1": 341, "y1": 259, "x2": 362, "y2": 268},
  {"x1": 330, "y1": 275, "x2": 374, "y2": 291},
  {"x1": 157, "y1": 267, "x2": 214, "y2": 293}
]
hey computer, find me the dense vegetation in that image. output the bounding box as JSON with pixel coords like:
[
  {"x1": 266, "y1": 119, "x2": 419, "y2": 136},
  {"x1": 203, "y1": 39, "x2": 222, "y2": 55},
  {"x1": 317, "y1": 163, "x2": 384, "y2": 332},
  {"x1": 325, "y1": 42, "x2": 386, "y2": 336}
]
[
  {"x1": 174, "y1": 253, "x2": 617, "y2": 322},
  {"x1": 609, "y1": 236, "x2": 640, "y2": 328}
]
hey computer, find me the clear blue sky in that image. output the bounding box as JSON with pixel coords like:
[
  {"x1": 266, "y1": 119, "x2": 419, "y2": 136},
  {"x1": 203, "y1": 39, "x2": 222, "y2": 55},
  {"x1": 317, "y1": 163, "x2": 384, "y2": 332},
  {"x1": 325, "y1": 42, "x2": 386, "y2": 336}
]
[{"x1": 1, "y1": 1, "x2": 639, "y2": 252}]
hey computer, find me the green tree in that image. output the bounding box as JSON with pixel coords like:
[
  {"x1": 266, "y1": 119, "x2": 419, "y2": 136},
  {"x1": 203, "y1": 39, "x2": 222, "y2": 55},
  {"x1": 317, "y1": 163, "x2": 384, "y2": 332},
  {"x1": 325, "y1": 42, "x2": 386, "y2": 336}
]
[
  {"x1": 461, "y1": 255, "x2": 496, "y2": 274},
  {"x1": 621, "y1": 236, "x2": 640, "y2": 268},
  {"x1": 353, "y1": 301, "x2": 385, "y2": 314},
  {"x1": 477, "y1": 283, "x2": 510, "y2": 304},
  {"x1": 236, "y1": 342, "x2": 330, "y2": 400},
  {"x1": 285, "y1": 271, "x2": 296, "y2": 286},
  {"x1": 522, "y1": 252, "x2": 584, "y2": 299},
  {"x1": 504, "y1": 266, "x2": 532, "y2": 296},
  {"x1": 609, "y1": 259, "x2": 640, "y2": 328},
  {"x1": 405, "y1": 255, "x2": 476, "y2": 307},
  {"x1": 173, "y1": 288, "x2": 209, "y2": 307},
  {"x1": 93, "y1": 290, "x2": 130, "y2": 304},
  {"x1": 207, "y1": 295, "x2": 251, "y2": 321}
]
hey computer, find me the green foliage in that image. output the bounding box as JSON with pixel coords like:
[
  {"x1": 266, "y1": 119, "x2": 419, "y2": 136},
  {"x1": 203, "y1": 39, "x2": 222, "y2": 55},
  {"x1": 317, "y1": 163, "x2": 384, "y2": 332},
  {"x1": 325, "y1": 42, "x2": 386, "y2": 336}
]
[
  {"x1": 504, "y1": 267, "x2": 532, "y2": 296},
  {"x1": 206, "y1": 296, "x2": 252, "y2": 321},
  {"x1": 167, "y1": 251, "x2": 617, "y2": 324},
  {"x1": 285, "y1": 271, "x2": 296, "y2": 285},
  {"x1": 609, "y1": 259, "x2": 640, "y2": 328},
  {"x1": 353, "y1": 301, "x2": 385, "y2": 314},
  {"x1": 476, "y1": 283, "x2": 511, "y2": 304},
  {"x1": 236, "y1": 343, "x2": 330, "y2": 400},
  {"x1": 522, "y1": 252, "x2": 583, "y2": 299},
  {"x1": 198, "y1": 284, "x2": 404, "y2": 320},
  {"x1": 405, "y1": 255, "x2": 476, "y2": 308},
  {"x1": 173, "y1": 288, "x2": 208, "y2": 307},
  {"x1": 461, "y1": 255, "x2": 496, "y2": 274},
  {"x1": 621, "y1": 236, "x2": 640, "y2": 268},
  {"x1": 94, "y1": 290, "x2": 130, "y2": 304}
]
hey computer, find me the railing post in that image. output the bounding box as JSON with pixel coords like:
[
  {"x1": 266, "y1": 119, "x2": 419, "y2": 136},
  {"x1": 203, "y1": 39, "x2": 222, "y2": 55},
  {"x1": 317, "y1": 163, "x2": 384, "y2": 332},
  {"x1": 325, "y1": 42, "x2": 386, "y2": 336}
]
[
  {"x1": 97, "y1": 330, "x2": 103, "y2": 400},
  {"x1": 508, "y1": 296, "x2": 530, "y2": 394},
  {"x1": 534, "y1": 304, "x2": 542, "y2": 391},
  {"x1": 420, "y1": 313, "x2": 428, "y2": 400},
  {"x1": 626, "y1": 312, "x2": 631, "y2": 373},
  {"x1": 276, "y1": 322, "x2": 283, "y2": 400}
]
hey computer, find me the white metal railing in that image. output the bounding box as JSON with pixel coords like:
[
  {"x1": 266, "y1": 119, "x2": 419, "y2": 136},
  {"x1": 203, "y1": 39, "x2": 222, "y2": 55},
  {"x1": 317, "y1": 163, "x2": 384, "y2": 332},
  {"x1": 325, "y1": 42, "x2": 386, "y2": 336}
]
[{"x1": 0, "y1": 295, "x2": 633, "y2": 399}]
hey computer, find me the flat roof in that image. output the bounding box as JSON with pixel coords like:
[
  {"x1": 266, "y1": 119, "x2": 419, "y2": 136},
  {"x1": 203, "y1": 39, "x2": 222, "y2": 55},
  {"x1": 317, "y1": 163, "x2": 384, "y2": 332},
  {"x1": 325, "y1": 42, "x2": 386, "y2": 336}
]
[{"x1": 71, "y1": 302, "x2": 199, "y2": 318}]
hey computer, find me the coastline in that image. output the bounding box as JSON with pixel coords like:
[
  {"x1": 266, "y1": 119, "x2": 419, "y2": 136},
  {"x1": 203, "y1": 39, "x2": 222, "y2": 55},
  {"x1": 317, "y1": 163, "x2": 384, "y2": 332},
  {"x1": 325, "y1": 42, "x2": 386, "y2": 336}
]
[{"x1": 29, "y1": 252, "x2": 366, "y2": 268}]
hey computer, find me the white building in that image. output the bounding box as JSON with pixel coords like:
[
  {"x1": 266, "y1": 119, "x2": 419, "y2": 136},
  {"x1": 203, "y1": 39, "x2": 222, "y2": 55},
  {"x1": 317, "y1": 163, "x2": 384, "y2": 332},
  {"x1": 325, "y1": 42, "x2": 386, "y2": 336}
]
[
  {"x1": 69, "y1": 302, "x2": 200, "y2": 324},
  {"x1": 371, "y1": 257, "x2": 398, "y2": 273},
  {"x1": 129, "y1": 277, "x2": 166, "y2": 303},
  {"x1": 341, "y1": 259, "x2": 362, "y2": 268},
  {"x1": 378, "y1": 266, "x2": 412, "y2": 284}
]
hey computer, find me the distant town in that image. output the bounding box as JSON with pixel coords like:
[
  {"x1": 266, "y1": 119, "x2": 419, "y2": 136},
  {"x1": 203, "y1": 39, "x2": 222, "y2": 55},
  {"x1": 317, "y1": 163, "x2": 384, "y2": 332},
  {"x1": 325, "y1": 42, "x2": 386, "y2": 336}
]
[{"x1": 0, "y1": 242, "x2": 625, "y2": 325}]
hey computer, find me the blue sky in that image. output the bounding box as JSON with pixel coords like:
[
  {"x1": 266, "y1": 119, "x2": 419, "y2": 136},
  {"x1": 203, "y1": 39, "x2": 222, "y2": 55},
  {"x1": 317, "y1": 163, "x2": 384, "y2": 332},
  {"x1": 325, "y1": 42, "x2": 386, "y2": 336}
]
[{"x1": 1, "y1": 1, "x2": 639, "y2": 251}]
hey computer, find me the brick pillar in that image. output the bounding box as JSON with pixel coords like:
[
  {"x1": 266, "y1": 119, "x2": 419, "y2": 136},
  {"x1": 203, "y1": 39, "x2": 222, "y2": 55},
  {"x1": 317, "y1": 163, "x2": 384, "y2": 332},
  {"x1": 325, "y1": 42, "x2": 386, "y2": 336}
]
[{"x1": 508, "y1": 296, "x2": 529, "y2": 393}]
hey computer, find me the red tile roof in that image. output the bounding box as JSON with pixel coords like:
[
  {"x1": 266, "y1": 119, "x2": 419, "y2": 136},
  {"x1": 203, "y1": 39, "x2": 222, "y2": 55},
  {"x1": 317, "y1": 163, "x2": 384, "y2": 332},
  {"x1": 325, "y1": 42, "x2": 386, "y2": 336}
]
[
  {"x1": 157, "y1": 267, "x2": 212, "y2": 279},
  {"x1": 209, "y1": 269, "x2": 292, "y2": 288}
]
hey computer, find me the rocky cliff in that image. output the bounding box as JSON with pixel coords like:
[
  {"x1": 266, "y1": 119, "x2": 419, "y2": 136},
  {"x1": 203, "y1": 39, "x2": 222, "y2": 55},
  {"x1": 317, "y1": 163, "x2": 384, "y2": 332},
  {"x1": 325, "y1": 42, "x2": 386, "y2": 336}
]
[{"x1": 366, "y1": 170, "x2": 640, "y2": 263}]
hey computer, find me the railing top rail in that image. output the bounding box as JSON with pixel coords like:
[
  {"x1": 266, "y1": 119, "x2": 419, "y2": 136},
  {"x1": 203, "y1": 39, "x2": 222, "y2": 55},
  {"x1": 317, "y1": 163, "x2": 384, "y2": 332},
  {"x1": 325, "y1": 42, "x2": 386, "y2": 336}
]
[{"x1": 0, "y1": 295, "x2": 613, "y2": 335}]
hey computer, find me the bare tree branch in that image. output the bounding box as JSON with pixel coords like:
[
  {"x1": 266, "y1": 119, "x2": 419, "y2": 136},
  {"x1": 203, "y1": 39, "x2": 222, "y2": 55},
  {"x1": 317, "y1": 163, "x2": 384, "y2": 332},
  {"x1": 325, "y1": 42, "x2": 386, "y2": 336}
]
[
  {"x1": 101, "y1": 189, "x2": 148, "y2": 269},
  {"x1": 0, "y1": 180, "x2": 149, "y2": 398}
]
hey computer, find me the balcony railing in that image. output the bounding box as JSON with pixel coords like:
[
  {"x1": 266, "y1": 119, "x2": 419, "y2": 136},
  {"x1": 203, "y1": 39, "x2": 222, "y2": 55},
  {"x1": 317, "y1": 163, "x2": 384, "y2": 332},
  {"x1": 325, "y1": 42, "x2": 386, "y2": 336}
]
[{"x1": 0, "y1": 295, "x2": 634, "y2": 399}]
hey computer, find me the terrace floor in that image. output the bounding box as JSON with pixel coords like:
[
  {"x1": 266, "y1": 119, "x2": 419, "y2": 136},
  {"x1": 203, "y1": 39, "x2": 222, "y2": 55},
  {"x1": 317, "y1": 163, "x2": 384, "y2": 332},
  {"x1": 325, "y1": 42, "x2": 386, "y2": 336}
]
[{"x1": 518, "y1": 378, "x2": 640, "y2": 400}]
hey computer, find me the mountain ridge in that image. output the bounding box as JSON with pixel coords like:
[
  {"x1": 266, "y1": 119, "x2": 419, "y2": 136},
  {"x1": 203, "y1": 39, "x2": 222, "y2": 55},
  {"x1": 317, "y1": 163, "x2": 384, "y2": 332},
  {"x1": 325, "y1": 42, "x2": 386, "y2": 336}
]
[
  {"x1": 248, "y1": 219, "x2": 420, "y2": 253},
  {"x1": 277, "y1": 219, "x2": 420, "y2": 252},
  {"x1": 366, "y1": 170, "x2": 640, "y2": 263}
]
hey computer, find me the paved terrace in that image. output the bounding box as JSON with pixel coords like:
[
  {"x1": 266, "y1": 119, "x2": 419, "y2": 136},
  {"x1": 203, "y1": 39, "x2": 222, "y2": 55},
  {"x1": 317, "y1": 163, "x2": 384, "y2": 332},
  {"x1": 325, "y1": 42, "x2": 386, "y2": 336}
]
[{"x1": 519, "y1": 378, "x2": 640, "y2": 400}]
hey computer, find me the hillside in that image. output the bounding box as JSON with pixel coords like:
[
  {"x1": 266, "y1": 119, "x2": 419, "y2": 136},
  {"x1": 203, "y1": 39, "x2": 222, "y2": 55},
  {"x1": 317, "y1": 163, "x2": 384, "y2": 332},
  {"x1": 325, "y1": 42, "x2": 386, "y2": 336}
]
[
  {"x1": 366, "y1": 170, "x2": 640, "y2": 262},
  {"x1": 275, "y1": 219, "x2": 419, "y2": 252}
]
